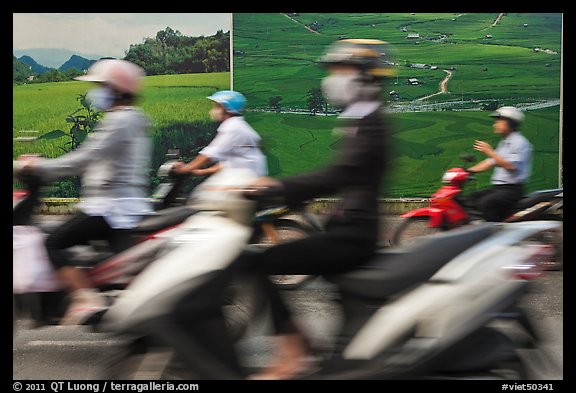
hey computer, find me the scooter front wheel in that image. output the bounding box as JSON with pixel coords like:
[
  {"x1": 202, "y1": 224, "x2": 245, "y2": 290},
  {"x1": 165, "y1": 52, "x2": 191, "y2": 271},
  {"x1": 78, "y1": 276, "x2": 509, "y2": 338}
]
[{"x1": 391, "y1": 217, "x2": 444, "y2": 247}]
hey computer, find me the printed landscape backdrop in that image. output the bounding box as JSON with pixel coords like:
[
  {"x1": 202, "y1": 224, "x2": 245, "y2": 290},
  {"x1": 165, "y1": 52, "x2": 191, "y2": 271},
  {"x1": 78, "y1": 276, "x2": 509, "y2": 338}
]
[
  {"x1": 14, "y1": 13, "x2": 562, "y2": 198},
  {"x1": 233, "y1": 13, "x2": 562, "y2": 197}
]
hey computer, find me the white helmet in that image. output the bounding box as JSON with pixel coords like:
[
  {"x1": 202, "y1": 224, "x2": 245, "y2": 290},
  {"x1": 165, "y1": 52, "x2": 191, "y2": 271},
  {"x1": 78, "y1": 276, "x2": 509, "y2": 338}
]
[
  {"x1": 490, "y1": 106, "x2": 525, "y2": 125},
  {"x1": 75, "y1": 59, "x2": 144, "y2": 94}
]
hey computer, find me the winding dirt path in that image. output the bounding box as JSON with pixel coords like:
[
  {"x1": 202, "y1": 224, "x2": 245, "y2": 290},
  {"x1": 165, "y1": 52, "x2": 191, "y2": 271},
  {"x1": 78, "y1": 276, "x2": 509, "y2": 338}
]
[
  {"x1": 415, "y1": 70, "x2": 452, "y2": 101},
  {"x1": 482, "y1": 13, "x2": 505, "y2": 31},
  {"x1": 282, "y1": 13, "x2": 321, "y2": 35}
]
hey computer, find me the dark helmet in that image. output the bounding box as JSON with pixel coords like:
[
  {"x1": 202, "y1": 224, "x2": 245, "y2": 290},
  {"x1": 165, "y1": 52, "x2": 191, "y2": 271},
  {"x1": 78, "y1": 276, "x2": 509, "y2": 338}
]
[{"x1": 318, "y1": 39, "x2": 397, "y2": 78}]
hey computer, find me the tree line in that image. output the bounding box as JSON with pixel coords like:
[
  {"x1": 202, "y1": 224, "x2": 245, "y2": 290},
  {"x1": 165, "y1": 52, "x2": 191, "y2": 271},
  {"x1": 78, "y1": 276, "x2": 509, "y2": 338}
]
[
  {"x1": 125, "y1": 27, "x2": 229, "y2": 75},
  {"x1": 13, "y1": 27, "x2": 230, "y2": 84}
]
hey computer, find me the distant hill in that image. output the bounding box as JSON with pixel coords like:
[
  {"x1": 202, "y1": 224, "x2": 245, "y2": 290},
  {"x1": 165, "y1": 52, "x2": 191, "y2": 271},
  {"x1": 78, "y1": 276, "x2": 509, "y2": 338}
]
[
  {"x1": 13, "y1": 56, "x2": 32, "y2": 82},
  {"x1": 13, "y1": 48, "x2": 108, "y2": 68},
  {"x1": 59, "y1": 55, "x2": 96, "y2": 73},
  {"x1": 18, "y1": 55, "x2": 52, "y2": 74}
]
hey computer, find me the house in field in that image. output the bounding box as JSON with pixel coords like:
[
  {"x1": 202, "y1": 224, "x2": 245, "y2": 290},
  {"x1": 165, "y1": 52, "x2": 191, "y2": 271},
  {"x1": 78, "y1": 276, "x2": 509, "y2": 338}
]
[
  {"x1": 411, "y1": 63, "x2": 430, "y2": 69},
  {"x1": 406, "y1": 33, "x2": 420, "y2": 39},
  {"x1": 408, "y1": 78, "x2": 420, "y2": 85}
]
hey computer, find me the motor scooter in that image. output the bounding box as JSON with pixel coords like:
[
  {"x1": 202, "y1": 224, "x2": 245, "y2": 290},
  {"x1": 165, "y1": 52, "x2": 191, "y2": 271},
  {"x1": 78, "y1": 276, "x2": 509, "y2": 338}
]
[
  {"x1": 98, "y1": 167, "x2": 561, "y2": 380},
  {"x1": 13, "y1": 158, "x2": 197, "y2": 329},
  {"x1": 391, "y1": 155, "x2": 563, "y2": 270},
  {"x1": 152, "y1": 149, "x2": 322, "y2": 290}
]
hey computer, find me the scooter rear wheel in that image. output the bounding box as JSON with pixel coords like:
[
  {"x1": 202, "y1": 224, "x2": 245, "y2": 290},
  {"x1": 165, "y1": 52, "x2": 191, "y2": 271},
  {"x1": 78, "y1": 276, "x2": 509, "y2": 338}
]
[{"x1": 391, "y1": 217, "x2": 444, "y2": 247}]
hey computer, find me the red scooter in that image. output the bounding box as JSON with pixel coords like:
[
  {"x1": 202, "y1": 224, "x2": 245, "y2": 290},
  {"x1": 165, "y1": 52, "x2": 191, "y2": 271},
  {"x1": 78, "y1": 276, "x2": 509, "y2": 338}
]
[{"x1": 391, "y1": 155, "x2": 563, "y2": 269}]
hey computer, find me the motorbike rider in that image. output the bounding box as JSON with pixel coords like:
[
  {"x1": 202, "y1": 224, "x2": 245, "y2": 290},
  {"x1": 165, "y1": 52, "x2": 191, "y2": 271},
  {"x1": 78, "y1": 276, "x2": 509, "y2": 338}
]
[
  {"x1": 171, "y1": 90, "x2": 268, "y2": 177},
  {"x1": 467, "y1": 106, "x2": 533, "y2": 222},
  {"x1": 227, "y1": 39, "x2": 396, "y2": 379},
  {"x1": 16, "y1": 59, "x2": 153, "y2": 326}
]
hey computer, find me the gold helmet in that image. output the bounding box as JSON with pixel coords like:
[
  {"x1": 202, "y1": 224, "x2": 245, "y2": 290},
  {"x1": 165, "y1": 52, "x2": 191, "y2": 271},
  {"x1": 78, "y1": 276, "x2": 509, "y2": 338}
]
[{"x1": 318, "y1": 39, "x2": 397, "y2": 78}]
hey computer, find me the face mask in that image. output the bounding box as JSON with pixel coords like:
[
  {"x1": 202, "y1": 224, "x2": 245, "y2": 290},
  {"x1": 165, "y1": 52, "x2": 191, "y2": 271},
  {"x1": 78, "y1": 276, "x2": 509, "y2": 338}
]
[
  {"x1": 209, "y1": 107, "x2": 226, "y2": 122},
  {"x1": 86, "y1": 86, "x2": 115, "y2": 111},
  {"x1": 321, "y1": 73, "x2": 363, "y2": 108}
]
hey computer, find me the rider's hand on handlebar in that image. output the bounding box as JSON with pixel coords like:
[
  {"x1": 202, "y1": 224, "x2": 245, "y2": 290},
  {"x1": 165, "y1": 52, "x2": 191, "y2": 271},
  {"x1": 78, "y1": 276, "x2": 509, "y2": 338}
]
[
  {"x1": 242, "y1": 177, "x2": 285, "y2": 201},
  {"x1": 251, "y1": 177, "x2": 283, "y2": 192},
  {"x1": 16, "y1": 154, "x2": 40, "y2": 175},
  {"x1": 170, "y1": 161, "x2": 187, "y2": 175}
]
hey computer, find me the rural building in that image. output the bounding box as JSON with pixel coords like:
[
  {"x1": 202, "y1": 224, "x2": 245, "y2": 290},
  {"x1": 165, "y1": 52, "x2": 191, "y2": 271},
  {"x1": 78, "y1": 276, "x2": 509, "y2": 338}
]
[
  {"x1": 408, "y1": 78, "x2": 420, "y2": 85},
  {"x1": 389, "y1": 90, "x2": 400, "y2": 99},
  {"x1": 484, "y1": 34, "x2": 493, "y2": 39},
  {"x1": 411, "y1": 63, "x2": 430, "y2": 69},
  {"x1": 406, "y1": 33, "x2": 420, "y2": 39}
]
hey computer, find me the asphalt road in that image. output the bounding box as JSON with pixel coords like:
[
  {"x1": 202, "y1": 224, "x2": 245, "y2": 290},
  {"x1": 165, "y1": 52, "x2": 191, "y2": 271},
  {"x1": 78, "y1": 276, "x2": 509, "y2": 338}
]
[{"x1": 13, "y1": 270, "x2": 563, "y2": 380}]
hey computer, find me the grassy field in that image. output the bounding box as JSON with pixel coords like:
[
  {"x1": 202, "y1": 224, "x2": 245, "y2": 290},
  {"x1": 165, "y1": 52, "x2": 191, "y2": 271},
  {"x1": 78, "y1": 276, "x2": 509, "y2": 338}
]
[
  {"x1": 245, "y1": 107, "x2": 561, "y2": 197},
  {"x1": 13, "y1": 72, "x2": 230, "y2": 157},
  {"x1": 13, "y1": 72, "x2": 230, "y2": 195}
]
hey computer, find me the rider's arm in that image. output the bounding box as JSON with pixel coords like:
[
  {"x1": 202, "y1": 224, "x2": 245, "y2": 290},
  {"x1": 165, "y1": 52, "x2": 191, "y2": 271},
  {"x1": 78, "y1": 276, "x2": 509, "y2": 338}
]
[
  {"x1": 191, "y1": 162, "x2": 221, "y2": 176},
  {"x1": 473, "y1": 140, "x2": 516, "y2": 171},
  {"x1": 174, "y1": 154, "x2": 213, "y2": 174},
  {"x1": 32, "y1": 113, "x2": 135, "y2": 182},
  {"x1": 467, "y1": 158, "x2": 495, "y2": 173}
]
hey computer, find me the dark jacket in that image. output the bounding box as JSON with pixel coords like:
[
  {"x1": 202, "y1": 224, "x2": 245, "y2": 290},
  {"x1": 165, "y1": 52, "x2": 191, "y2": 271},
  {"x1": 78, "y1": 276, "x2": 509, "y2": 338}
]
[{"x1": 280, "y1": 101, "x2": 391, "y2": 231}]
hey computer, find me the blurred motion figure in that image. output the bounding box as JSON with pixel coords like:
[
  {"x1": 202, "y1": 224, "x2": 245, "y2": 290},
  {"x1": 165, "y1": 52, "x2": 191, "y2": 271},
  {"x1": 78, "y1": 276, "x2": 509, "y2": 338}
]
[
  {"x1": 171, "y1": 90, "x2": 268, "y2": 177},
  {"x1": 467, "y1": 106, "x2": 533, "y2": 222},
  {"x1": 17, "y1": 59, "x2": 153, "y2": 325},
  {"x1": 236, "y1": 39, "x2": 396, "y2": 379}
]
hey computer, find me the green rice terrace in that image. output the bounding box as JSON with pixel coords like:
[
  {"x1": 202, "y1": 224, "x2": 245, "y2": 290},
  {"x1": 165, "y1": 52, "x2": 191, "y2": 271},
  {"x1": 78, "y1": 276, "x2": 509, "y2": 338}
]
[{"x1": 233, "y1": 12, "x2": 562, "y2": 196}]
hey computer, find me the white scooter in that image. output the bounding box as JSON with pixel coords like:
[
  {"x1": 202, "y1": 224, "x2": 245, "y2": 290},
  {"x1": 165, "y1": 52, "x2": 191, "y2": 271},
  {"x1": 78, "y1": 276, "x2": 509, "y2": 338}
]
[
  {"x1": 99, "y1": 168, "x2": 562, "y2": 380},
  {"x1": 13, "y1": 158, "x2": 198, "y2": 330}
]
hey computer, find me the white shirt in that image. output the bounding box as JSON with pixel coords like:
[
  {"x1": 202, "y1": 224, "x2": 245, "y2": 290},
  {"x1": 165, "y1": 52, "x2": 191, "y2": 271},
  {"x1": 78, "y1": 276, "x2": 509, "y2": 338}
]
[
  {"x1": 200, "y1": 116, "x2": 268, "y2": 176},
  {"x1": 489, "y1": 131, "x2": 532, "y2": 185}
]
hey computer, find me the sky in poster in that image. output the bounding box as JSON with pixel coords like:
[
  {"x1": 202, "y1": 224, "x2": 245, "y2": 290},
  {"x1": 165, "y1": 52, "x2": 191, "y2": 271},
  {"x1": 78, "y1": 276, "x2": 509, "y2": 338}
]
[{"x1": 13, "y1": 13, "x2": 231, "y2": 65}]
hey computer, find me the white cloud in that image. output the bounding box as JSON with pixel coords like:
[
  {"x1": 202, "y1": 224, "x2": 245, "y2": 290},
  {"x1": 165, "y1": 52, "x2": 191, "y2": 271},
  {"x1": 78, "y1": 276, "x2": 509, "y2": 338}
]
[{"x1": 13, "y1": 13, "x2": 231, "y2": 58}]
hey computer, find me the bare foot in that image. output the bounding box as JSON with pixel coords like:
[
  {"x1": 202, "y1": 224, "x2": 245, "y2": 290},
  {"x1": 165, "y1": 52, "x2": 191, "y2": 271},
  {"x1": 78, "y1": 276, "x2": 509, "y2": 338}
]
[{"x1": 248, "y1": 333, "x2": 313, "y2": 380}]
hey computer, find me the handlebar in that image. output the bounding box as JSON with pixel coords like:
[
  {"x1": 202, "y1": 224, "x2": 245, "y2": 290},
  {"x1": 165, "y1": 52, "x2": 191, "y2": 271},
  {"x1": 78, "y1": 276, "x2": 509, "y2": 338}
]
[
  {"x1": 460, "y1": 153, "x2": 475, "y2": 163},
  {"x1": 241, "y1": 186, "x2": 286, "y2": 208}
]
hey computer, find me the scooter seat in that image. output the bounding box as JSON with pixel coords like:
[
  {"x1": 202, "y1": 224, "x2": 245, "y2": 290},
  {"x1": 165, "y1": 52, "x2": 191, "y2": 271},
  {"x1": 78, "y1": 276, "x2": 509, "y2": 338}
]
[
  {"x1": 514, "y1": 188, "x2": 562, "y2": 211},
  {"x1": 132, "y1": 206, "x2": 197, "y2": 234},
  {"x1": 326, "y1": 223, "x2": 496, "y2": 300}
]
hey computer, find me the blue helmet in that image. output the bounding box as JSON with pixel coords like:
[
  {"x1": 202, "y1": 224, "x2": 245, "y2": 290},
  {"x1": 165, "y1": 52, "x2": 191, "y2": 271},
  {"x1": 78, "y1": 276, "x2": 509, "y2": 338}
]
[{"x1": 207, "y1": 90, "x2": 247, "y2": 114}]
